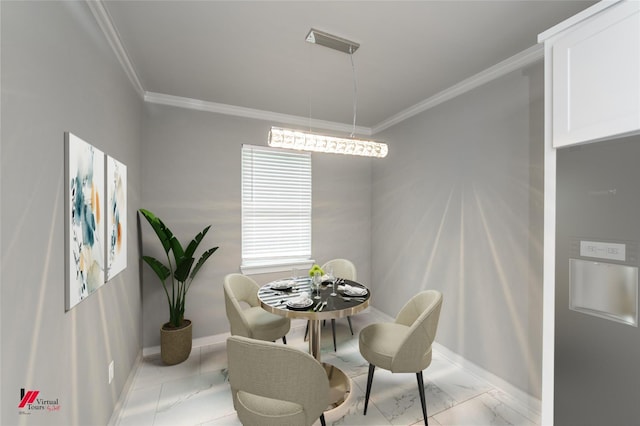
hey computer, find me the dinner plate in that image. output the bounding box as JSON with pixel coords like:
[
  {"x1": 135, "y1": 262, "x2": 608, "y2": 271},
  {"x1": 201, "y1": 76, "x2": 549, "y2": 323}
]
[
  {"x1": 271, "y1": 280, "x2": 294, "y2": 290},
  {"x1": 286, "y1": 299, "x2": 313, "y2": 310}
]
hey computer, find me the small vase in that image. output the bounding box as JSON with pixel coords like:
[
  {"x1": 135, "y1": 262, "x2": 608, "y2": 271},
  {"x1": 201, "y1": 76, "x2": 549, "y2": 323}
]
[{"x1": 160, "y1": 319, "x2": 192, "y2": 365}]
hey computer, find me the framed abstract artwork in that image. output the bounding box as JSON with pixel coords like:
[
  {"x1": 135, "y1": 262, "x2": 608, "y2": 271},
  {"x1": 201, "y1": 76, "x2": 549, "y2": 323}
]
[
  {"x1": 106, "y1": 155, "x2": 127, "y2": 280},
  {"x1": 65, "y1": 132, "x2": 105, "y2": 311}
]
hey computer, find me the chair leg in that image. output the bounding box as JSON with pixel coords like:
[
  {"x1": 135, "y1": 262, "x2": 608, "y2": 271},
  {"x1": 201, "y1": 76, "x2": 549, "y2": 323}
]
[
  {"x1": 282, "y1": 335, "x2": 287, "y2": 345},
  {"x1": 347, "y1": 315, "x2": 354, "y2": 335},
  {"x1": 319, "y1": 413, "x2": 326, "y2": 426},
  {"x1": 331, "y1": 319, "x2": 337, "y2": 351},
  {"x1": 416, "y1": 371, "x2": 428, "y2": 425},
  {"x1": 304, "y1": 321, "x2": 309, "y2": 341},
  {"x1": 364, "y1": 364, "x2": 375, "y2": 415}
]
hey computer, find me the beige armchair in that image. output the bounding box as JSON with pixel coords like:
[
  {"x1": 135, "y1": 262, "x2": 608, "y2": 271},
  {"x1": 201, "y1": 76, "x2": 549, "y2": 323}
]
[
  {"x1": 226, "y1": 335, "x2": 329, "y2": 426},
  {"x1": 359, "y1": 290, "x2": 443, "y2": 425},
  {"x1": 223, "y1": 273, "x2": 290, "y2": 343}
]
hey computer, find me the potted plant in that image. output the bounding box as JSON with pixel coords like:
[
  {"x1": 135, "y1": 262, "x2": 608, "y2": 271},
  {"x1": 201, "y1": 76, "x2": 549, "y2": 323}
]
[{"x1": 139, "y1": 208, "x2": 219, "y2": 365}]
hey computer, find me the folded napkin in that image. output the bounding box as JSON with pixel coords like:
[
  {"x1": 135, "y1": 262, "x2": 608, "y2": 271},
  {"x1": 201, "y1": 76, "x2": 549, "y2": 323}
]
[
  {"x1": 338, "y1": 284, "x2": 367, "y2": 296},
  {"x1": 271, "y1": 279, "x2": 294, "y2": 289},
  {"x1": 288, "y1": 292, "x2": 311, "y2": 306}
]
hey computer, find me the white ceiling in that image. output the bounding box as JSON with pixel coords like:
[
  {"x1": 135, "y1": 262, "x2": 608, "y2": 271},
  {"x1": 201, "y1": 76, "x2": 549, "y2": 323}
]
[{"x1": 103, "y1": 0, "x2": 596, "y2": 133}]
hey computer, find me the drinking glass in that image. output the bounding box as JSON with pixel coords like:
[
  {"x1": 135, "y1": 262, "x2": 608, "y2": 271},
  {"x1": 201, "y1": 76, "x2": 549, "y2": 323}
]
[
  {"x1": 327, "y1": 266, "x2": 337, "y2": 296},
  {"x1": 312, "y1": 271, "x2": 322, "y2": 299}
]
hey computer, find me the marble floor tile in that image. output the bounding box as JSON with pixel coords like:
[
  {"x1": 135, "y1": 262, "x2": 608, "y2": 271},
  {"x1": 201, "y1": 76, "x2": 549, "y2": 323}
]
[
  {"x1": 426, "y1": 355, "x2": 493, "y2": 403},
  {"x1": 433, "y1": 392, "x2": 537, "y2": 426},
  {"x1": 485, "y1": 389, "x2": 541, "y2": 425},
  {"x1": 116, "y1": 309, "x2": 539, "y2": 426},
  {"x1": 320, "y1": 373, "x2": 392, "y2": 426},
  {"x1": 199, "y1": 343, "x2": 229, "y2": 374},
  {"x1": 154, "y1": 370, "x2": 234, "y2": 426},
  {"x1": 133, "y1": 350, "x2": 202, "y2": 390},
  {"x1": 352, "y1": 369, "x2": 456, "y2": 425},
  {"x1": 117, "y1": 385, "x2": 161, "y2": 426},
  {"x1": 199, "y1": 412, "x2": 242, "y2": 426}
]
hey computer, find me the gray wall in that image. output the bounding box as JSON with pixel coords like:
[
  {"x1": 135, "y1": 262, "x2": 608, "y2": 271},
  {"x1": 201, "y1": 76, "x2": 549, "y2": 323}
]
[
  {"x1": 1, "y1": 2, "x2": 142, "y2": 425},
  {"x1": 141, "y1": 103, "x2": 372, "y2": 347},
  {"x1": 555, "y1": 135, "x2": 640, "y2": 425},
  {"x1": 371, "y1": 63, "x2": 545, "y2": 399}
]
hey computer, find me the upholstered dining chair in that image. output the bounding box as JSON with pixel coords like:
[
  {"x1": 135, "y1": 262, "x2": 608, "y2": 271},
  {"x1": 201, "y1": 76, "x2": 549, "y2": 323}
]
[
  {"x1": 322, "y1": 258, "x2": 357, "y2": 351},
  {"x1": 359, "y1": 290, "x2": 443, "y2": 426},
  {"x1": 223, "y1": 273, "x2": 290, "y2": 343},
  {"x1": 226, "y1": 335, "x2": 329, "y2": 426}
]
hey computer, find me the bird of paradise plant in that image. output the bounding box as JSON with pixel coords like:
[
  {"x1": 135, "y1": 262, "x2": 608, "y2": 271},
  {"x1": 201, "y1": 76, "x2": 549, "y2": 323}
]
[{"x1": 139, "y1": 209, "x2": 218, "y2": 329}]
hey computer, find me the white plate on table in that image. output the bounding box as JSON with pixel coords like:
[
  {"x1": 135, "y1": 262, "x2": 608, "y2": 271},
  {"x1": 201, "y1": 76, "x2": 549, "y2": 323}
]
[{"x1": 286, "y1": 298, "x2": 313, "y2": 310}]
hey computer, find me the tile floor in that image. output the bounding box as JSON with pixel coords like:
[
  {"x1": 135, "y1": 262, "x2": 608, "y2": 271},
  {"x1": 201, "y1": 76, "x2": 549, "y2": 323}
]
[{"x1": 115, "y1": 309, "x2": 539, "y2": 426}]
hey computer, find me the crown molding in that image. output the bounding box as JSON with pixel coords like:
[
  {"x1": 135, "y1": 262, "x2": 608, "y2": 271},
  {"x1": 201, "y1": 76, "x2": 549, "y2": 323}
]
[
  {"x1": 144, "y1": 92, "x2": 373, "y2": 136},
  {"x1": 88, "y1": 0, "x2": 542, "y2": 138},
  {"x1": 371, "y1": 44, "x2": 544, "y2": 135},
  {"x1": 86, "y1": 0, "x2": 145, "y2": 97}
]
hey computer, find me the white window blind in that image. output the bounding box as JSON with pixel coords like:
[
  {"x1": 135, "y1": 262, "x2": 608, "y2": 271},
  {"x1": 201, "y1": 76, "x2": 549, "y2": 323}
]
[{"x1": 241, "y1": 145, "x2": 312, "y2": 270}]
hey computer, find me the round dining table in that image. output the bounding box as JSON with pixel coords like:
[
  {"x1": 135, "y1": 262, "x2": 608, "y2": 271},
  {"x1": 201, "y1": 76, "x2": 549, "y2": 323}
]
[{"x1": 258, "y1": 277, "x2": 370, "y2": 409}]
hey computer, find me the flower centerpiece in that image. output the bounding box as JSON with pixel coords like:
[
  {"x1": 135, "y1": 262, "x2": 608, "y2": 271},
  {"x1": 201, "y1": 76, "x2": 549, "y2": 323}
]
[{"x1": 308, "y1": 264, "x2": 324, "y2": 277}]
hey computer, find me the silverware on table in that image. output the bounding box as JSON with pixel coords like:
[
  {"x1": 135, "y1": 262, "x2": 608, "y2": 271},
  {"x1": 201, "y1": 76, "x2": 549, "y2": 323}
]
[
  {"x1": 341, "y1": 296, "x2": 365, "y2": 302},
  {"x1": 318, "y1": 301, "x2": 328, "y2": 311}
]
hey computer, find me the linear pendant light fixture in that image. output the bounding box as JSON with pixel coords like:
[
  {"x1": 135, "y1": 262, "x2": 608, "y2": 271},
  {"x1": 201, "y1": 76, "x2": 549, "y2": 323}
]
[
  {"x1": 268, "y1": 127, "x2": 388, "y2": 158},
  {"x1": 267, "y1": 29, "x2": 388, "y2": 158}
]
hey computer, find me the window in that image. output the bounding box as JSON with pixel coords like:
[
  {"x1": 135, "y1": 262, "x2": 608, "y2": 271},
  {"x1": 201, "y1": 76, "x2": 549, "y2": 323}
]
[{"x1": 241, "y1": 145, "x2": 312, "y2": 273}]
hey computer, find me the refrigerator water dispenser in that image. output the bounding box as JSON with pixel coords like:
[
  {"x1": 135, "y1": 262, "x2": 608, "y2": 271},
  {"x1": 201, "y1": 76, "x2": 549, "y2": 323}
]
[{"x1": 569, "y1": 258, "x2": 638, "y2": 326}]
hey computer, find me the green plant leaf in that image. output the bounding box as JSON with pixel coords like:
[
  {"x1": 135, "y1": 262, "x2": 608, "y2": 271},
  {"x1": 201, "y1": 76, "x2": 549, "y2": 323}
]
[
  {"x1": 139, "y1": 209, "x2": 172, "y2": 254},
  {"x1": 184, "y1": 226, "x2": 211, "y2": 259},
  {"x1": 169, "y1": 235, "x2": 185, "y2": 264},
  {"x1": 174, "y1": 257, "x2": 195, "y2": 282},
  {"x1": 190, "y1": 247, "x2": 218, "y2": 279},
  {"x1": 142, "y1": 256, "x2": 171, "y2": 281}
]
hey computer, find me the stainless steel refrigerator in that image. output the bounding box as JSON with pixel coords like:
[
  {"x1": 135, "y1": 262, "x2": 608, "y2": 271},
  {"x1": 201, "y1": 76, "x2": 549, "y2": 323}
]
[{"x1": 555, "y1": 134, "x2": 640, "y2": 425}]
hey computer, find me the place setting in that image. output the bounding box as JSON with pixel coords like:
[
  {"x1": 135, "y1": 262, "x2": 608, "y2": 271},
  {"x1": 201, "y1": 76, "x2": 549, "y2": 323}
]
[
  {"x1": 268, "y1": 279, "x2": 296, "y2": 291},
  {"x1": 283, "y1": 291, "x2": 314, "y2": 310},
  {"x1": 261, "y1": 279, "x2": 301, "y2": 298}
]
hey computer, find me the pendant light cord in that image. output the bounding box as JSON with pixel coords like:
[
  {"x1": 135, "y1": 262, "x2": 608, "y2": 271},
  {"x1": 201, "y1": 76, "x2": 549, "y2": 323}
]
[
  {"x1": 350, "y1": 47, "x2": 357, "y2": 138},
  {"x1": 308, "y1": 43, "x2": 313, "y2": 132}
]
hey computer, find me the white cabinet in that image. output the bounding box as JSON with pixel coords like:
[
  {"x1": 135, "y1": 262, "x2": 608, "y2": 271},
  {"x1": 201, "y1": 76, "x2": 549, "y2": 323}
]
[{"x1": 540, "y1": 0, "x2": 640, "y2": 148}]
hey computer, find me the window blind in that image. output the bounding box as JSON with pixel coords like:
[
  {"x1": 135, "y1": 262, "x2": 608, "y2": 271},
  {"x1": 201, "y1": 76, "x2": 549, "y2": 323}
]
[{"x1": 241, "y1": 145, "x2": 312, "y2": 269}]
